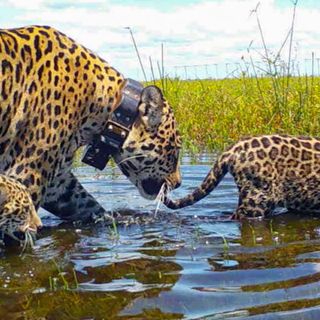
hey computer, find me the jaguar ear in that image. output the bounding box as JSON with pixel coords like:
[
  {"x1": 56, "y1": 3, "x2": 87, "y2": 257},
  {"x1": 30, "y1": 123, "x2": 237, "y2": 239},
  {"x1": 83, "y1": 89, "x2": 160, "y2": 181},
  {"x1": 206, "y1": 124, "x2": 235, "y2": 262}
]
[{"x1": 139, "y1": 86, "x2": 164, "y2": 129}]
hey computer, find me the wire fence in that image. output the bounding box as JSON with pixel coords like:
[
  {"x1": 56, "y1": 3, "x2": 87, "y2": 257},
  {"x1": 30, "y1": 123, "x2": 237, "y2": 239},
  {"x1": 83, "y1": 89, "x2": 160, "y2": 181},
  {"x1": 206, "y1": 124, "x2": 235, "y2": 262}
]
[{"x1": 140, "y1": 57, "x2": 320, "y2": 81}]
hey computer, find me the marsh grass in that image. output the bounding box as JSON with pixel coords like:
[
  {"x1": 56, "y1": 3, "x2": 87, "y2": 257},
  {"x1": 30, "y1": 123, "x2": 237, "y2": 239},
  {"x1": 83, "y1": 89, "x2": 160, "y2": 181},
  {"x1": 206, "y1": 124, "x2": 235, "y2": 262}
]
[
  {"x1": 161, "y1": 74, "x2": 320, "y2": 152},
  {"x1": 248, "y1": 223, "x2": 257, "y2": 246},
  {"x1": 49, "y1": 260, "x2": 79, "y2": 291},
  {"x1": 107, "y1": 217, "x2": 120, "y2": 241}
]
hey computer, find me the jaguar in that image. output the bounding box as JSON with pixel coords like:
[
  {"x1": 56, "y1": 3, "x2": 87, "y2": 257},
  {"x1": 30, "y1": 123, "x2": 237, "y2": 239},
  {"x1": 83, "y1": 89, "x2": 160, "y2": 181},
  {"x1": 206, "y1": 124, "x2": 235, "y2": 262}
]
[
  {"x1": 0, "y1": 174, "x2": 42, "y2": 242},
  {"x1": 164, "y1": 135, "x2": 320, "y2": 219},
  {"x1": 0, "y1": 25, "x2": 181, "y2": 241}
]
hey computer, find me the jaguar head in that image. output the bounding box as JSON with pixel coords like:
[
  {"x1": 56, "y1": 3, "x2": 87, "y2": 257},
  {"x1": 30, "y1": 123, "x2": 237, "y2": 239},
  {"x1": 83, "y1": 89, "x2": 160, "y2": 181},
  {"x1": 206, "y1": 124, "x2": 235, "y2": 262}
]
[
  {"x1": 113, "y1": 85, "x2": 182, "y2": 200},
  {"x1": 0, "y1": 179, "x2": 42, "y2": 245}
]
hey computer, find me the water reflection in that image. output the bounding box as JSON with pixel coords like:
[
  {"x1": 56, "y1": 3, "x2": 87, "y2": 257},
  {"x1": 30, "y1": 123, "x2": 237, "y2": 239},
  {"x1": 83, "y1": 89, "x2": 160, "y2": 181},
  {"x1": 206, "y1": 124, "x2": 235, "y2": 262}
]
[{"x1": 1, "y1": 155, "x2": 320, "y2": 319}]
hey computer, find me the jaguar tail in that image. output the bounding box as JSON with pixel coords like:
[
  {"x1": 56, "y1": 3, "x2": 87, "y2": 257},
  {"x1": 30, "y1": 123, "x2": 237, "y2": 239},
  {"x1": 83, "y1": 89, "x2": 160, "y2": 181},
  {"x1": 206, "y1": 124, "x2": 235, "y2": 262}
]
[{"x1": 164, "y1": 154, "x2": 230, "y2": 210}]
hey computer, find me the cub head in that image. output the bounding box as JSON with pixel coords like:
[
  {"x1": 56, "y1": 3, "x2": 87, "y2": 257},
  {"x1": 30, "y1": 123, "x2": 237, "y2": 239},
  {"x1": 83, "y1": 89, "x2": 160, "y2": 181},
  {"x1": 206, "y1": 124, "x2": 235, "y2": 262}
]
[
  {"x1": 0, "y1": 177, "x2": 42, "y2": 245},
  {"x1": 113, "y1": 85, "x2": 182, "y2": 199}
]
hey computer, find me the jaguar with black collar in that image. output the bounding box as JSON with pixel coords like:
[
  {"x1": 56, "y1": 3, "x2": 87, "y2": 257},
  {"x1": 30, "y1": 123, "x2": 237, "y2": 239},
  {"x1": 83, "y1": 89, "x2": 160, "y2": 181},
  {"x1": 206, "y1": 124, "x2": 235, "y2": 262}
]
[{"x1": 0, "y1": 25, "x2": 181, "y2": 240}]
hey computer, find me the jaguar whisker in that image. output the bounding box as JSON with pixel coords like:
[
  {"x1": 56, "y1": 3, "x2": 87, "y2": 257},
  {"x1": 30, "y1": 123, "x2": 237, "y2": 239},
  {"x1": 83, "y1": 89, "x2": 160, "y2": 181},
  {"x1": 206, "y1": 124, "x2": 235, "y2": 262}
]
[
  {"x1": 117, "y1": 154, "x2": 148, "y2": 166},
  {"x1": 154, "y1": 182, "x2": 171, "y2": 217}
]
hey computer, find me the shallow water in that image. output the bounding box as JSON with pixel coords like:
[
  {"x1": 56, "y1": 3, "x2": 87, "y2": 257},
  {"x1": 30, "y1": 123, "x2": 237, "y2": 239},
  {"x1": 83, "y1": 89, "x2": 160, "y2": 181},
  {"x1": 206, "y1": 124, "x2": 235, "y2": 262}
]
[{"x1": 2, "y1": 155, "x2": 320, "y2": 319}]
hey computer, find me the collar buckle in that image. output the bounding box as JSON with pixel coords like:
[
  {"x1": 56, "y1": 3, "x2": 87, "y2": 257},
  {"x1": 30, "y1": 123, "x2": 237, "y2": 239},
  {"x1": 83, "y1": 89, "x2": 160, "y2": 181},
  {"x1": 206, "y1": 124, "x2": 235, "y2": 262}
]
[{"x1": 102, "y1": 120, "x2": 129, "y2": 149}]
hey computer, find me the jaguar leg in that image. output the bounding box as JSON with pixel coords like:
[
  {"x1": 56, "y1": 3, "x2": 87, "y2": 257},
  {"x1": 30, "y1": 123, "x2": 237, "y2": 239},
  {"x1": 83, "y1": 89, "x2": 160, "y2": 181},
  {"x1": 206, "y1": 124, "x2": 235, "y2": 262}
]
[
  {"x1": 231, "y1": 188, "x2": 275, "y2": 220},
  {"x1": 42, "y1": 172, "x2": 110, "y2": 223}
]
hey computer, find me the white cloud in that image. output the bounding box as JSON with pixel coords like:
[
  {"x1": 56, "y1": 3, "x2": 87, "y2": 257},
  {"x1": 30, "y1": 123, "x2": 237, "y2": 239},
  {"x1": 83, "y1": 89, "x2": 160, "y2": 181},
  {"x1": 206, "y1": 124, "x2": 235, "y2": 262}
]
[
  {"x1": 5, "y1": 0, "x2": 46, "y2": 10},
  {"x1": 2, "y1": 0, "x2": 320, "y2": 79}
]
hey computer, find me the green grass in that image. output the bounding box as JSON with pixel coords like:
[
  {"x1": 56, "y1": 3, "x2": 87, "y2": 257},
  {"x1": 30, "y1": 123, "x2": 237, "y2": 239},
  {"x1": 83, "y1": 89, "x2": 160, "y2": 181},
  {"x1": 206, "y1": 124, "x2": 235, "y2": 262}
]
[{"x1": 161, "y1": 76, "x2": 320, "y2": 152}]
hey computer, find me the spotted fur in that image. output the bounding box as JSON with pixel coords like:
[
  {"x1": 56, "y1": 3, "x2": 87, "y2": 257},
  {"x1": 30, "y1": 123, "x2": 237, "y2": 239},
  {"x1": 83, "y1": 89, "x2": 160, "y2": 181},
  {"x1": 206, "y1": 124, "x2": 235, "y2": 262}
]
[
  {"x1": 165, "y1": 135, "x2": 320, "y2": 218},
  {"x1": 0, "y1": 25, "x2": 181, "y2": 230}
]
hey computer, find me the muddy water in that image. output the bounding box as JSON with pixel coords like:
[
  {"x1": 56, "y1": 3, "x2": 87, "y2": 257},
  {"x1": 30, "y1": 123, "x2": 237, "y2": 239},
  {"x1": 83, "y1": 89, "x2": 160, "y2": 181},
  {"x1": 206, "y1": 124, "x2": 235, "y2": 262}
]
[{"x1": 1, "y1": 155, "x2": 320, "y2": 319}]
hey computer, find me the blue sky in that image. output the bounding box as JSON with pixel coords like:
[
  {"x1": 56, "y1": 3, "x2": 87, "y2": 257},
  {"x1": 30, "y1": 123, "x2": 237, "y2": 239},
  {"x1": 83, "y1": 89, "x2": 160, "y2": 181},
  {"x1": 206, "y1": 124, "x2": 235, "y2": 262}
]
[
  {"x1": 1, "y1": 0, "x2": 320, "y2": 79},
  {"x1": 275, "y1": 0, "x2": 320, "y2": 8}
]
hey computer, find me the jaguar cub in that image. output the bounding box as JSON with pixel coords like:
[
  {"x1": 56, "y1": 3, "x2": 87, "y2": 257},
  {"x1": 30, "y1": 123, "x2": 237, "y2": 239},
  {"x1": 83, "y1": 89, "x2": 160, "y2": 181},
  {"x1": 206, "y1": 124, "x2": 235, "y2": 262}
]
[
  {"x1": 0, "y1": 175, "x2": 42, "y2": 243},
  {"x1": 165, "y1": 135, "x2": 320, "y2": 218}
]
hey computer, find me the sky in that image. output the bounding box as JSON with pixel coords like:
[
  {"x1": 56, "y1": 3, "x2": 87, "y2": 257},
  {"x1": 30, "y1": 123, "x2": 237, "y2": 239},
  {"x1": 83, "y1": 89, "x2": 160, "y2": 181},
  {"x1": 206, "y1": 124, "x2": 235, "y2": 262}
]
[{"x1": 1, "y1": 0, "x2": 320, "y2": 79}]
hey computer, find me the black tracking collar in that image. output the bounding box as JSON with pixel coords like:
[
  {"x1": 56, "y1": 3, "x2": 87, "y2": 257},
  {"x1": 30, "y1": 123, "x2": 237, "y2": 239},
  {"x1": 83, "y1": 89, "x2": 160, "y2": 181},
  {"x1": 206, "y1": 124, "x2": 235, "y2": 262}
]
[{"x1": 82, "y1": 78, "x2": 144, "y2": 170}]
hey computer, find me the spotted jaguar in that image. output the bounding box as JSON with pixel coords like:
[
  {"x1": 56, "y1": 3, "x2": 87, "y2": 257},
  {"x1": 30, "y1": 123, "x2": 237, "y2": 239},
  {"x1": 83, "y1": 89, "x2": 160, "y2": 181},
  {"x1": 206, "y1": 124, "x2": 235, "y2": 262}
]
[
  {"x1": 0, "y1": 174, "x2": 42, "y2": 241},
  {"x1": 0, "y1": 25, "x2": 181, "y2": 240},
  {"x1": 165, "y1": 135, "x2": 320, "y2": 218}
]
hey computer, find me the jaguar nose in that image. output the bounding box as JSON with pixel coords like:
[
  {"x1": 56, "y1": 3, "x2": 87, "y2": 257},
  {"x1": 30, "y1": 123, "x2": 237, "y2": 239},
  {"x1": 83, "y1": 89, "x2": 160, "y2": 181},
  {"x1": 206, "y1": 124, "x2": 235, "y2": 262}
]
[
  {"x1": 32, "y1": 214, "x2": 43, "y2": 229},
  {"x1": 19, "y1": 215, "x2": 43, "y2": 233},
  {"x1": 166, "y1": 170, "x2": 181, "y2": 190},
  {"x1": 173, "y1": 180, "x2": 181, "y2": 189},
  {"x1": 141, "y1": 178, "x2": 163, "y2": 196}
]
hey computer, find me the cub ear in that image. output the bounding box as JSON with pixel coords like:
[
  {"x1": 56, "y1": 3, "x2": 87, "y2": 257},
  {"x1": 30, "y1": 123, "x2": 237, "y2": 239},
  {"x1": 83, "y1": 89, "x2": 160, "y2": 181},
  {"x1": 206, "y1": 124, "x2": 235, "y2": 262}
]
[{"x1": 139, "y1": 85, "x2": 164, "y2": 129}]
